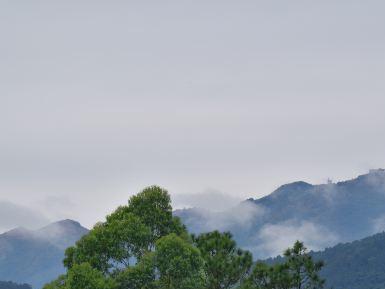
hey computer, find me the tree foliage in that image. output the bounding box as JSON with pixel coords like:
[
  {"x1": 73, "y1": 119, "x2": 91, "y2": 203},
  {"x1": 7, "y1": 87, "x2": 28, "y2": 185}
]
[
  {"x1": 44, "y1": 185, "x2": 326, "y2": 289},
  {"x1": 283, "y1": 241, "x2": 324, "y2": 289},
  {"x1": 242, "y1": 242, "x2": 324, "y2": 289},
  {"x1": 155, "y1": 233, "x2": 204, "y2": 289},
  {"x1": 63, "y1": 186, "x2": 186, "y2": 275},
  {"x1": 194, "y1": 231, "x2": 252, "y2": 289}
]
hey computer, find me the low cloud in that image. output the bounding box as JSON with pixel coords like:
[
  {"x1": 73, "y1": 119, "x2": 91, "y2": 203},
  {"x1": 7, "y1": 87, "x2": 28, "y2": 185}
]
[
  {"x1": 176, "y1": 200, "x2": 266, "y2": 234},
  {"x1": 37, "y1": 195, "x2": 79, "y2": 222},
  {"x1": 172, "y1": 189, "x2": 243, "y2": 212},
  {"x1": 206, "y1": 201, "x2": 266, "y2": 232},
  {"x1": 253, "y1": 220, "x2": 339, "y2": 258},
  {"x1": 0, "y1": 201, "x2": 49, "y2": 233},
  {"x1": 317, "y1": 183, "x2": 339, "y2": 205}
]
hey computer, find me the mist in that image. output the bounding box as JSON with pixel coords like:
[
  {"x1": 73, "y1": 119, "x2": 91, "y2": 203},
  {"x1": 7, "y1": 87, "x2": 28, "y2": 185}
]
[{"x1": 1, "y1": 0, "x2": 385, "y2": 230}]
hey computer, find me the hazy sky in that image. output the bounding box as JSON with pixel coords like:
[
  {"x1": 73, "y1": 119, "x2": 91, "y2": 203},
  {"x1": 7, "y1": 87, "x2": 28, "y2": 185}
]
[{"x1": 1, "y1": 0, "x2": 384, "y2": 231}]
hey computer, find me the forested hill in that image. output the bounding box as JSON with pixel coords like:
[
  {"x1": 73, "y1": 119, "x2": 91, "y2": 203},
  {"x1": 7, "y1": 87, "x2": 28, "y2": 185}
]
[
  {"x1": 314, "y1": 231, "x2": 385, "y2": 289},
  {"x1": 267, "y1": 231, "x2": 385, "y2": 289},
  {"x1": 177, "y1": 169, "x2": 385, "y2": 258},
  {"x1": 0, "y1": 281, "x2": 31, "y2": 289}
]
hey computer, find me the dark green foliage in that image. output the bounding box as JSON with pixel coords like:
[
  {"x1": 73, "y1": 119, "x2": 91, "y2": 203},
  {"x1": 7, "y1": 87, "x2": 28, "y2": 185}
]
[
  {"x1": 155, "y1": 234, "x2": 204, "y2": 289},
  {"x1": 266, "y1": 232, "x2": 385, "y2": 289},
  {"x1": 0, "y1": 281, "x2": 31, "y2": 289},
  {"x1": 242, "y1": 262, "x2": 292, "y2": 289},
  {"x1": 55, "y1": 186, "x2": 193, "y2": 289},
  {"x1": 243, "y1": 242, "x2": 324, "y2": 289},
  {"x1": 115, "y1": 253, "x2": 157, "y2": 289},
  {"x1": 194, "y1": 231, "x2": 252, "y2": 289},
  {"x1": 64, "y1": 215, "x2": 151, "y2": 273},
  {"x1": 283, "y1": 241, "x2": 324, "y2": 289},
  {"x1": 115, "y1": 234, "x2": 205, "y2": 289},
  {"x1": 66, "y1": 263, "x2": 116, "y2": 289},
  {"x1": 127, "y1": 186, "x2": 183, "y2": 248},
  {"x1": 312, "y1": 232, "x2": 385, "y2": 289},
  {"x1": 63, "y1": 186, "x2": 187, "y2": 275},
  {"x1": 42, "y1": 275, "x2": 67, "y2": 289}
]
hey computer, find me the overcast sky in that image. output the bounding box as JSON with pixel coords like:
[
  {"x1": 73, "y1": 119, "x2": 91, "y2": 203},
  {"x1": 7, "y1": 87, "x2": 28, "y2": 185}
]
[{"x1": 1, "y1": 0, "x2": 384, "y2": 231}]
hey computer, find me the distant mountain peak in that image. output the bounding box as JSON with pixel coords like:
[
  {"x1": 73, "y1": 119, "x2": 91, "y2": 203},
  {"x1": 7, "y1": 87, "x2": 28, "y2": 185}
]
[
  {"x1": 41, "y1": 219, "x2": 83, "y2": 230},
  {"x1": 0, "y1": 220, "x2": 89, "y2": 289},
  {"x1": 276, "y1": 181, "x2": 313, "y2": 190},
  {"x1": 35, "y1": 219, "x2": 88, "y2": 249},
  {"x1": 269, "y1": 181, "x2": 313, "y2": 198}
]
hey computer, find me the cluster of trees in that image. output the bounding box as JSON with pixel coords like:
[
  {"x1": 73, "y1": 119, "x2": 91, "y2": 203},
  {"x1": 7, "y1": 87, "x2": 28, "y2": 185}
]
[
  {"x1": 0, "y1": 281, "x2": 31, "y2": 289},
  {"x1": 43, "y1": 186, "x2": 325, "y2": 289}
]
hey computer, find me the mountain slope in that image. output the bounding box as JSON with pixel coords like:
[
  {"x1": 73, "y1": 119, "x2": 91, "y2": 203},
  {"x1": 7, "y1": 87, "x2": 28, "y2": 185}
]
[
  {"x1": 176, "y1": 169, "x2": 385, "y2": 258},
  {"x1": 0, "y1": 220, "x2": 88, "y2": 289},
  {"x1": 267, "y1": 231, "x2": 385, "y2": 289},
  {"x1": 314, "y1": 232, "x2": 385, "y2": 289}
]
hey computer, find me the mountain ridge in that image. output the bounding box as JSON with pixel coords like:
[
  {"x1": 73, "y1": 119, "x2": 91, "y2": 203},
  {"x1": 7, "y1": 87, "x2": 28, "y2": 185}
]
[
  {"x1": 177, "y1": 169, "x2": 385, "y2": 258},
  {"x1": 0, "y1": 219, "x2": 88, "y2": 289},
  {"x1": 266, "y1": 230, "x2": 385, "y2": 289}
]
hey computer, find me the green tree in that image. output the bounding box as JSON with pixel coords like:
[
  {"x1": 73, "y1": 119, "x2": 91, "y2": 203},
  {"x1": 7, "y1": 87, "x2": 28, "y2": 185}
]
[
  {"x1": 64, "y1": 217, "x2": 150, "y2": 273},
  {"x1": 64, "y1": 223, "x2": 114, "y2": 273},
  {"x1": 283, "y1": 241, "x2": 324, "y2": 289},
  {"x1": 42, "y1": 276, "x2": 67, "y2": 289},
  {"x1": 243, "y1": 241, "x2": 324, "y2": 289},
  {"x1": 66, "y1": 263, "x2": 116, "y2": 289},
  {"x1": 115, "y1": 253, "x2": 157, "y2": 289},
  {"x1": 64, "y1": 186, "x2": 185, "y2": 274},
  {"x1": 193, "y1": 231, "x2": 253, "y2": 289},
  {"x1": 241, "y1": 262, "x2": 292, "y2": 289},
  {"x1": 115, "y1": 234, "x2": 205, "y2": 289},
  {"x1": 52, "y1": 186, "x2": 189, "y2": 289},
  {"x1": 127, "y1": 186, "x2": 187, "y2": 248},
  {"x1": 155, "y1": 233, "x2": 204, "y2": 289}
]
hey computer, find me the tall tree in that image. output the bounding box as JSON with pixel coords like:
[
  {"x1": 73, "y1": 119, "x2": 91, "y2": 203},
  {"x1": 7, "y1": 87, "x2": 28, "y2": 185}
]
[
  {"x1": 194, "y1": 231, "x2": 252, "y2": 289},
  {"x1": 63, "y1": 186, "x2": 186, "y2": 274},
  {"x1": 284, "y1": 241, "x2": 324, "y2": 289},
  {"x1": 127, "y1": 186, "x2": 187, "y2": 248},
  {"x1": 241, "y1": 262, "x2": 292, "y2": 289},
  {"x1": 243, "y1": 241, "x2": 324, "y2": 289}
]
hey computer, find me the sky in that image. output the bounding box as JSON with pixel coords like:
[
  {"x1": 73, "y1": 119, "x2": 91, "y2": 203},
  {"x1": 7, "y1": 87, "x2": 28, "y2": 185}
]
[{"x1": 0, "y1": 0, "x2": 384, "y2": 232}]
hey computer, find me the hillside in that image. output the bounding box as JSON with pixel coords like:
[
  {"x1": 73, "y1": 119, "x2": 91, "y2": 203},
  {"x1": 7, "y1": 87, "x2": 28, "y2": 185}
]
[
  {"x1": 314, "y1": 232, "x2": 385, "y2": 289},
  {"x1": 266, "y1": 231, "x2": 385, "y2": 289},
  {"x1": 0, "y1": 220, "x2": 88, "y2": 289},
  {"x1": 176, "y1": 169, "x2": 385, "y2": 258}
]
